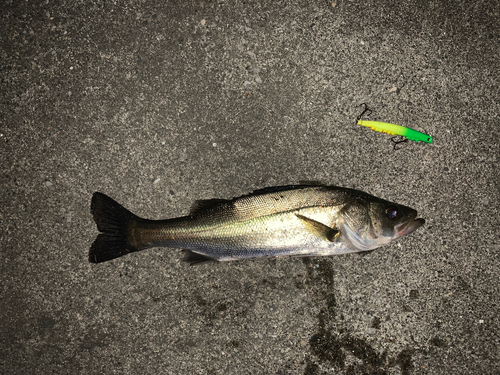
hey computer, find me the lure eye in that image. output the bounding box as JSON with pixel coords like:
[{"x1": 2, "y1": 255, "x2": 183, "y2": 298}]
[{"x1": 386, "y1": 206, "x2": 400, "y2": 220}]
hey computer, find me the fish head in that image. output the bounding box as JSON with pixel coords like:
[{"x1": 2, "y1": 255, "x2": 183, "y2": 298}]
[{"x1": 339, "y1": 197, "x2": 425, "y2": 251}]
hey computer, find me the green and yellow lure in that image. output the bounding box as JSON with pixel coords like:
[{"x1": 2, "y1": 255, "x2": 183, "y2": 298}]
[{"x1": 357, "y1": 120, "x2": 433, "y2": 143}]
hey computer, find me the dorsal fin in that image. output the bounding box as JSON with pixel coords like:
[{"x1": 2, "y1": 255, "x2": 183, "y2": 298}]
[
  {"x1": 189, "y1": 199, "x2": 232, "y2": 215},
  {"x1": 188, "y1": 186, "x2": 326, "y2": 215},
  {"x1": 297, "y1": 180, "x2": 325, "y2": 186},
  {"x1": 243, "y1": 184, "x2": 325, "y2": 197}
]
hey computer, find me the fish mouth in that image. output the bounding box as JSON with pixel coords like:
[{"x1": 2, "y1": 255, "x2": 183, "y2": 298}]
[{"x1": 395, "y1": 213, "x2": 425, "y2": 237}]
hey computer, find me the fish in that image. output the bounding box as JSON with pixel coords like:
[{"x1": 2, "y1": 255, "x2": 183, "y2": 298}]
[{"x1": 89, "y1": 185, "x2": 425, "y2": 265}]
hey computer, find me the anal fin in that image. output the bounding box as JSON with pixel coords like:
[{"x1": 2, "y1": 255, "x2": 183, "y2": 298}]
[
  {"x1": 182, "y1": 250, "x2": 218, "y2": 266},
  {"x1": 296, "y1": 214, "x2": 339, "y2": 242}
]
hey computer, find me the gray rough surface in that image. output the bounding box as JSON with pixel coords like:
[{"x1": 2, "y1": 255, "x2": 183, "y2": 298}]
[{"x1": 1, "y1": 0, "x2": 499, "y2": 374}]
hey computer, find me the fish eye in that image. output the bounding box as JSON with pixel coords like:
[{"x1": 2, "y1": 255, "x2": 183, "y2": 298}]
[{"x1": 386, "y1": 206, "x2": 400, "y2": 220}]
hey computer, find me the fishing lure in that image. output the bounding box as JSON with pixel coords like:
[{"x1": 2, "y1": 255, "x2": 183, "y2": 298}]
[
  {"x1": 357, "y1": 120, "x2": 433, "y2": 143},
  {"x1": 355, "y1": 103, "x2": 433, "y2": 144}
]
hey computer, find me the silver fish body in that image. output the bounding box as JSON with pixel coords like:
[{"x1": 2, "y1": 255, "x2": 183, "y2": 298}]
[{"x1": 90, "y1": 185, "x2": 424, "y2": 265}]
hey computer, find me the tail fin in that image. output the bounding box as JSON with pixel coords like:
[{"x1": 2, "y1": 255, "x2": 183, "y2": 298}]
[{"x1": 89, "y1": 192, "x2": 141, "y2": 263}]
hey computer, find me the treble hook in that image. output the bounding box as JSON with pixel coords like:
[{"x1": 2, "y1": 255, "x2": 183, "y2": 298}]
[
  {"x1": 390, "y1": 136, "x2": 408, "y2": 150},
  {"x1": 356, "y1": 103, "x2": 372, "y2": 123}
]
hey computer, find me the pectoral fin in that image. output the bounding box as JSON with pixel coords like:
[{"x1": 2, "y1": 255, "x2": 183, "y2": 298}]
[{"x1": 296, "y1": 214, "x2": 339, "y2": 242}]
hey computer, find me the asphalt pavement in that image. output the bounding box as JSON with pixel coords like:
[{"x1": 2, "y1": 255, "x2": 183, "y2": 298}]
[{"x1": 1, "y1": 0, "x2": 499, "y2": 374}]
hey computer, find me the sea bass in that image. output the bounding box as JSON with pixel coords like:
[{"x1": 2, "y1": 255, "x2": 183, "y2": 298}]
[{"x1": 89, "y1": 185, "x2": 424, "y2": 265}]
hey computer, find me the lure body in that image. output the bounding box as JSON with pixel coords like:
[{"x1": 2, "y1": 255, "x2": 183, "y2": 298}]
[{"x1": 357, "y1": 120, "x2": 433, "y2": 143}]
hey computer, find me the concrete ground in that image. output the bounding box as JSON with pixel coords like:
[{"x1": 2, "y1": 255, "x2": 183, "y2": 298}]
[{"x1": 1, "y1": 0, "x2": 499, "y2": 374}]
